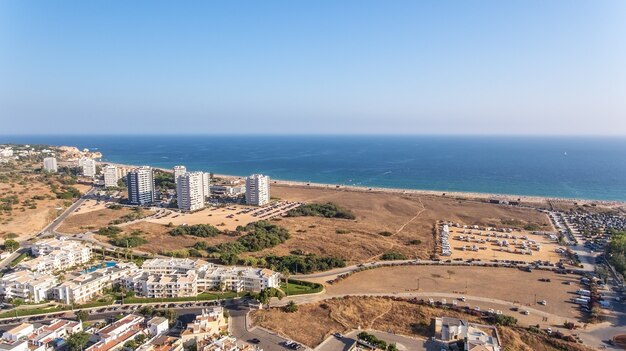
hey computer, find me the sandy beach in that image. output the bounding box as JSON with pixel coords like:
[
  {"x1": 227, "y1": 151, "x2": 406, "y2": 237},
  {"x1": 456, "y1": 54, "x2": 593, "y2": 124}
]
[{"x1": 99, "y1": 161, "x2": 625, "y2": 207}]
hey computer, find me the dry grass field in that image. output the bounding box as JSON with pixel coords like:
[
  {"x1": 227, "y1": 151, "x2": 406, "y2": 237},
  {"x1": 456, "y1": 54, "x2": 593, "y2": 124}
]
[
  {"x1": 104, "y1": 221, "x2": 237, "y2": 254},
  {"x1": 252, "y1": 296, "x2": 480, "y2": 347},
  {"x1": 252, "y1": 296, "x2": 593, "y2": 351},
  {"x1": 321, "y1": 265, "x2": 581, "y2": 319},
  {"x1": 257, "y1": 184, "x2": 554, "y2": 263},
  {"x1": 57, "y1": 206, "x2": 139, "y2": 234},
  {"x1": 0, "y1": 174, "x2": 87, "y2": 240},
  {"x1": 79, "y1": 183, "x2": 556, "y2": 262}
]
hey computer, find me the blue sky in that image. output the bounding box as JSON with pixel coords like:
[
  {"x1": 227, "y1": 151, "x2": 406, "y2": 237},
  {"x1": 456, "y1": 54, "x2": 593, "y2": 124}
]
[{"x1": 1, "y1": 1, "x2": 625, "y2": 135}]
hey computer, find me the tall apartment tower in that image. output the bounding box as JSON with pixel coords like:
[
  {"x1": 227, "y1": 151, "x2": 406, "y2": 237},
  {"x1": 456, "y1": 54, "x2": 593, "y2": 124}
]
[
  {"x1": 127, "y1": 166, "x2": 155, "y2": 205},
  {"x1": 103, "y1": 165, "x2": 119, "y2": 188},
  {"x1": 245, "y1": 174, "x2": 270, "y2": 206},
  {"x1": 177, "y1": 172, "x2": 205, "y2": 211},
  {"x1": 173, "y1": 165, "x2": 187, "y2": 184},
  {"x1": 78, "y1": 157, "x2": 97, "y2": 177},
  {"x1": 43, "y1": 157, "x2": 58, "y2": 172},
  {"x1": 202, "y1": 172, "x2": 211, "y2": 199}
]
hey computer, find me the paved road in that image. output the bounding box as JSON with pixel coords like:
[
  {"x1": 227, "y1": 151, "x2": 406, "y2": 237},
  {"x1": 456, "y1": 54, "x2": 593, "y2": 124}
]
[
  {"x1": 315, "y1": 330, "x2": 433, "y2": 351},
  {"x1": 227, "y1": 303, "x2": 300, "y2": 351}
]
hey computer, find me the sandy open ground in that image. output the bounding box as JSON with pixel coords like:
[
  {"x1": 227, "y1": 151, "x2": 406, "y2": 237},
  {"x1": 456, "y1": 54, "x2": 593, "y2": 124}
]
[
  {"x1": 145, "y1": 201, "x2": 299, "y2": 231},
  {"x1": 319, "y1": 265, "x2": 582, "y2": 319},
  {"x1": 56, "y1": 204, "x2": 140, "y2": 234},
  {"x1": 445, "y1": 225, "x2": 563, "y2": 263},
  {"x1": 249, "y1": 184, "x2": 555, "y2": 263},
  {"x1": 252, "y1": 296, "x2": 593, "y2": 351},
  {"x1": 0, "y1": 175, "x2": 80, "y2": 240}
]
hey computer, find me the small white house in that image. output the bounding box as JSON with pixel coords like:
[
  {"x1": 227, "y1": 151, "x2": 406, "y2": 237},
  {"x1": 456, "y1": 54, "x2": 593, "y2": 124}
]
[{"x1": 148, "y1": 317, "x2": 169, "y2": 336}]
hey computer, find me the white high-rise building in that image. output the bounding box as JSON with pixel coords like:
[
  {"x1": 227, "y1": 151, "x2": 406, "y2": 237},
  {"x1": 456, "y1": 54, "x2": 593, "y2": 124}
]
[
  {"x1": 78, "y1": 157, "x2": 97, "y2": 177},
  {"x1": 173, "y1": 165, "x2": 187, "y2": 184},
  {"x1": 127, "y1": 166, "x2": 155, "y2": 205},
  {"x1": 202, "y1": 172, "x2": 211, "y2": 199},
  {"x1": 43, "y1": 157, "x2": 57, "y2": 172},
  {"x1": 177, "y1": 172, "x2": 205, "y2": 211},
  {"x1": 245, "y1": 174, "x2": 270, "y2": 206},
  {"x1": 103, "y1": 165, "x2": 120, "y2": 188}
]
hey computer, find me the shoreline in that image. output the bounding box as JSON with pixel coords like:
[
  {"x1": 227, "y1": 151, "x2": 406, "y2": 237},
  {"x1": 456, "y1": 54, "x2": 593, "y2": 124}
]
[{"x1": 99, "y1": 161, "x2": 625, "y2": 206}]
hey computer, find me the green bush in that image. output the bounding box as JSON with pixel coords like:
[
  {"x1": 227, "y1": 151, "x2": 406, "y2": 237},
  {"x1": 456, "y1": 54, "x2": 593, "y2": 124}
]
[
  {"x1": 381, "y1": 252, "x2": 407, "y2": 260},
  {"x1": 170, "y1": 224, "x2": 221, "y2": 237},
  {"x1": 286, "y1": 202, "x2": 355, "y2": 220}
]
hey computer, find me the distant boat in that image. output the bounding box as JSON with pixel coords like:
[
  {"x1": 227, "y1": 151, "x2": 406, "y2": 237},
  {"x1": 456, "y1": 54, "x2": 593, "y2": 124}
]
[{"x1": 564, "y1": 152, "x2": 568, "y2": 156}]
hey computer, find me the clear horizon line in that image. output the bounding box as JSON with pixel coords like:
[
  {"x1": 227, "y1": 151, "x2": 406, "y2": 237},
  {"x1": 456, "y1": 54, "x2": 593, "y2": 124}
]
[{"x1": 2, "y1": 133, "x2": 626, "y2": 138}]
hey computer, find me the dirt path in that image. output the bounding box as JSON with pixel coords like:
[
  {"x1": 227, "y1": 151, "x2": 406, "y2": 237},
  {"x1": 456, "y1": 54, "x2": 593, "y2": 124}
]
[
  {"x1": 395, "y1": 197, "x2": 425, "y2": 234},
  {"x1": 368, "y1": 303, "x2": 393, "y2": 329}
]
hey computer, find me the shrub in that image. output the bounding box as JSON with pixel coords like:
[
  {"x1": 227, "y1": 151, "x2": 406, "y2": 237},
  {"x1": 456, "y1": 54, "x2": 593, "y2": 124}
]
[
  {"x1": 286, "y1": 202, "x2": 355, "y2": 220},
  {"x1": 284, "y1": 300, "x2": 298, "y2": 313},
  {"x1": 379, "y1": 231, "x2": 393, "y2": 236},
  {"x1": 170, "y1": 224, "x2": 221, "y2": 237},
  {"x1": 381, "y1": 252, "x2": 407, "y2": 260}
]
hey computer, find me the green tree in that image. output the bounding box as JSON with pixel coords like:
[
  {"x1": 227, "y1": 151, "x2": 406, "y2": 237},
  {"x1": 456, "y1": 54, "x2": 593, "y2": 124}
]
[
  {"x1": 66, "y1": 332, "x2": 90, "y2": 351},
  {"x1": 75, "y1": 310, "x2": 89, "y2": 322},
  {"x1": 4, "y1": 239, "x2": 19, "y2": 252}
]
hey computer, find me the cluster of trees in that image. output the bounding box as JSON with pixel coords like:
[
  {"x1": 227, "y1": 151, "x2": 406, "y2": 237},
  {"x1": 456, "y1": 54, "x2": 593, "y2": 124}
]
[
  {"x1": 264, "y1": 254, "x2": 345, "y2": 274},
  {"x1": 97, "y1": 226, "x2": 122, "y2": 236},
  {"x1": 110, "y1": 235, "x2": 148, "y2": 248},
  {"x1": 154, "y1": 171, "x2": 175, "y2": 190},
  {"x1": 3, "y1": 239, "x2": 19, "y2": 252},
  {"x1": 357, "y1": 332, "x2": 397, "y2": 351},
  {"x1": 251, "y1": 287, "x2": 284, "y2": 305},
  {"x1": 381, "y1": 252, "x2": 408, "y2": 260},
  {"x1": 235, "y1": 221, "x2": 291, "y2": 251},
  {"x1": 170, "y1": 224, "x2": 221, "y2": 237},
  {"x1": 607, "y1": 230, "x2": 626, "y2": 278},
  {"x1": 286, "y1": 202, "x2": 356, "y2": 220},
  {"x1": 492, "y1": 314, "x2": 517, "y2": 326},
  {"x1": 97, "y1": 226, "x2": 147, "y2": 248},
  {"x1": 50, "y1": 184, "x2": 81, "y2": 199}
]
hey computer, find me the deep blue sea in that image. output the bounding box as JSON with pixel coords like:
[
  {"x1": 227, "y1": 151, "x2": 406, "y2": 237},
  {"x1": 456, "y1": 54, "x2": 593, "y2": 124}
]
[{"x1": 2, "y1": 135, "x2": 626, "y2": 201}]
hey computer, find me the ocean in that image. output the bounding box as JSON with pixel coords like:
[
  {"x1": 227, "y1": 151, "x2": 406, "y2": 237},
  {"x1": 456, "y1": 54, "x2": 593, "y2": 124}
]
[{"x1": 2, "y1": 135, "x2": 626, "y2": 202}]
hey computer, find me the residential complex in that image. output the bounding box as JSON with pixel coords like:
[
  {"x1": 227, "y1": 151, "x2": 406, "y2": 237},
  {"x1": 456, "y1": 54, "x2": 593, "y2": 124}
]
[
  {"x1": 180, "y1": 307, "x2": 228, "y2": 347},
  {"x1": 173, "y1": 165, "x2": 187, "y2": 184},
  {"x1": 245, "y1": 174, "x2": 270, "y2": 206},
  {"x1": 0, "y1": 270, "x2": 59, "y2": 303},
  {"x1": 43, "y1": 157, "x2": 57, "y2": 172},
  {"x1": 177, "y1": 171, "x2": 206, "y2": 211},
  {"x1": 1, "y1": 319, "x2": 82, "y2": 351},
  {"x1": 86, "y1": 314, "x2": 146, "y2": 351},
  {"x1": 21, "y1": 238, "x2": 92, "y2": 274},
  {"x1": 123, "y1": 258, "x2": 280, "y2": 298},
  {"x1": 103, "y1": 165, "x2": 120, "y2": 188},
  {"x1": 128, "y1": 166, "x2": 155, "y2": 205},
  {"x1": 78, "y1": 157, "x2": 97, "y2": 177},
  {"x1": 52, "y1": 262, "x2": 139, "y2": 304}
]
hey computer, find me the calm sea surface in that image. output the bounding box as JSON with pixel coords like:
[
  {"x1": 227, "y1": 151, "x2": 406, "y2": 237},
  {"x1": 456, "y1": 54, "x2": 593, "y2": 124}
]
[{"x1": 2, "y1": 135, "x2": 625, "y2": 201}]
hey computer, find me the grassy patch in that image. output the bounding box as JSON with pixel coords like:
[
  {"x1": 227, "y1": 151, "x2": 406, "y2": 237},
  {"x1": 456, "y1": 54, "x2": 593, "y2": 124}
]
[{"x1": 281, "y1": 279, "x2": 323, "y2": 295}]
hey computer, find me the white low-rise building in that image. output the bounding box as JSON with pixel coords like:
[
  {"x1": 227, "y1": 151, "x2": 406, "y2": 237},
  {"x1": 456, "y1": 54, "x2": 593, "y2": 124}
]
[
  {"x1": 124, "y1": 258, "x2": 280, "y2": 298},
  {"x1": 0, "y1": 271, "x2": 58, "y2": 303},
  {"x1": 21, "y1": 238, "x2": 92, "y2": 274},
  {"x1": 52, "y1": 262, "x2": 139, "y2": 304}
]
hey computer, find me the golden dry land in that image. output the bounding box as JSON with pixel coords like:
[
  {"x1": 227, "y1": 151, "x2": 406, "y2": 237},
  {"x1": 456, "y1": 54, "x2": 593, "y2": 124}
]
[
  {"x1": 251, "y1": 296, "x2": 593, "y2": 351},
  {"x1": 320, "y1": 265, "x2": 581, "y2": 319}
]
